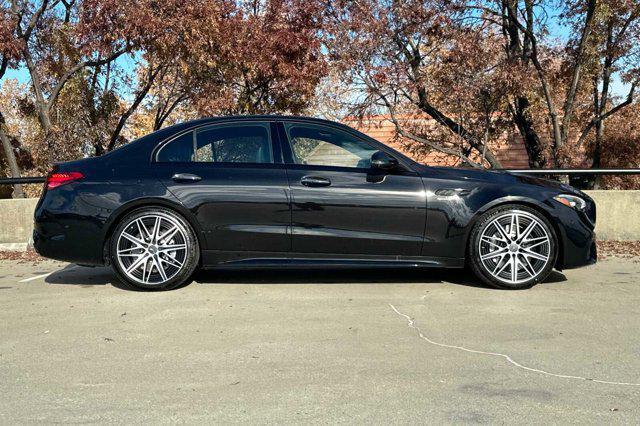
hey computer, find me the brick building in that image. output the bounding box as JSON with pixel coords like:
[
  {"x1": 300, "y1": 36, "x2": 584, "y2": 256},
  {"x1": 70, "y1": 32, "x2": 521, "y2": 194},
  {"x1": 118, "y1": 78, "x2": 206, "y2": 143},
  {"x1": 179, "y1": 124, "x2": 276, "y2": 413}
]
[{"x1": 343, "y1": 116, "x2": 530, "y2": 169}]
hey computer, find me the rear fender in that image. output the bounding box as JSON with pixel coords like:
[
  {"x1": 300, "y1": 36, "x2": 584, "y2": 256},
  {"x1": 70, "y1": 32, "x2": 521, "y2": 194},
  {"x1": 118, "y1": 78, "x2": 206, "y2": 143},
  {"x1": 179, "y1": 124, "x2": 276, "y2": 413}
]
[{"x1": 102, "y1": 197, "x2": 206, "y2": 264}]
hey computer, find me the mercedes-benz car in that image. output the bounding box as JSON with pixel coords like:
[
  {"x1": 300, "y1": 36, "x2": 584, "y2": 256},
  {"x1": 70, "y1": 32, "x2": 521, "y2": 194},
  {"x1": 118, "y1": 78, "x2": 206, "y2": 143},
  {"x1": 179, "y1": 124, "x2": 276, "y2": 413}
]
[{"x1": 33, "y1": 116, "x2": 596, "y2": 290}]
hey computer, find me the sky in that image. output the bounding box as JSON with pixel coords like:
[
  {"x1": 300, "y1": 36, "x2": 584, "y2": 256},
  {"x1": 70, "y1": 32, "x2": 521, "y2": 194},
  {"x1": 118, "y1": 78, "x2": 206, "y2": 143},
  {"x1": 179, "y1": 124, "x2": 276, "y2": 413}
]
[
  {"x1": 3, "y1": 52, "x2": 142, "y2": 101},
  {"x1": 1, "y1": 6, "x2": 633, "y2": 100}
]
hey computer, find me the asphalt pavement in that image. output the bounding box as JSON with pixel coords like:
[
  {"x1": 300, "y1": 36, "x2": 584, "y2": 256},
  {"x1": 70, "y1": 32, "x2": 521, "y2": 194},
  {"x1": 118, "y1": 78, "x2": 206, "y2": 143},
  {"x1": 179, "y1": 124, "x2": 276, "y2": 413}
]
[{"x1": 0, "y1": 258, "x2": 639, "y2": 423}]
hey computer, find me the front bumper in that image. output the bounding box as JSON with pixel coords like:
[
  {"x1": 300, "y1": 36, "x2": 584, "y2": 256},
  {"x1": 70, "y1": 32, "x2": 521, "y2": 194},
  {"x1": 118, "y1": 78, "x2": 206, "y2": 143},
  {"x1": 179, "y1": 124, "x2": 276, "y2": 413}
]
[{"x1": 554, "y1": 197, "x2": 597, "y2": 270}]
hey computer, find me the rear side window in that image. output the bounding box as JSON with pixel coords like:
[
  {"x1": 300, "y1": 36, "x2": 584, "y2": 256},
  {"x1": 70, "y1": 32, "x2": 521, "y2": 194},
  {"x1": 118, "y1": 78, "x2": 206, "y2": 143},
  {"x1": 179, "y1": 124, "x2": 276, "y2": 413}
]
[
  {"x1": 156, "y1": 131, "x2": 194, "y2": 162},
  {"x1": 156, "y1": 123, "x2": 273, "y2": 164}
]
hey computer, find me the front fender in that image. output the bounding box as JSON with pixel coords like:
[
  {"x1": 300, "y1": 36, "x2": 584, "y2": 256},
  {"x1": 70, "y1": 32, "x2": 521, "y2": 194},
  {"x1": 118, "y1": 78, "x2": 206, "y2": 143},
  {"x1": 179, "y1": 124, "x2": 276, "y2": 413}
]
[{"x1": 421, "y1": 179, "x2": 562, "y2": 260}]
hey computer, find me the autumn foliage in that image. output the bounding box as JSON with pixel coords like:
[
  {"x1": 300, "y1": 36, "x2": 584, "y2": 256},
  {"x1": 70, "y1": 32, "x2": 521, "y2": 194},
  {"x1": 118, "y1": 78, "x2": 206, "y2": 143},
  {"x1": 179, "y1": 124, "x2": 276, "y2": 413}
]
[{"x1": 1, "y1": 0, "x2": 639, "y2": 197}]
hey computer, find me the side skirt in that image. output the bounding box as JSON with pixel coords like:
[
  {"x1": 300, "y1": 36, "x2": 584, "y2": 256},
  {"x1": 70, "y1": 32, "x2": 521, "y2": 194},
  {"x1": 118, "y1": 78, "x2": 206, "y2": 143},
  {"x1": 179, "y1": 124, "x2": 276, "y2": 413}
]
[{"x1": 201, "y1": 250, "x2": 465, "y2": 270}]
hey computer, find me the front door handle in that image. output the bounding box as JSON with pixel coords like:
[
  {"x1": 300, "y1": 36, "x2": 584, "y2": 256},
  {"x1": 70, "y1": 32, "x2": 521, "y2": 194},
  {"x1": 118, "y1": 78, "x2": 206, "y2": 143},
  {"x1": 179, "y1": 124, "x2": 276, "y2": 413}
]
[
  {"x1": 300, "y1": 176, "x2": 331, "y2": 187},
  {"x1": 172, "y1": 173, "x2": 202, "y2": 183}
]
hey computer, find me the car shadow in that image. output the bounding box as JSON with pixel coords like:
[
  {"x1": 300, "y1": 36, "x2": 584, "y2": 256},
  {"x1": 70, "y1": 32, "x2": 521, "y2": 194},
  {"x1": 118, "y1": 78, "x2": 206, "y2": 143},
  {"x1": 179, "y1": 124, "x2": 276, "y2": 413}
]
[
  {"x1": 43, "y1": 264, "x2": 567, "y2": 291},
  {"x1": 193, "y1": 268, "x2": 567, "y2": 288},
  {"x1": 193, "y1": 267, "x2": 480, "y2": 286},
  {"x1": 45, "y1": 264, "x2": 133, "y2": 291}
]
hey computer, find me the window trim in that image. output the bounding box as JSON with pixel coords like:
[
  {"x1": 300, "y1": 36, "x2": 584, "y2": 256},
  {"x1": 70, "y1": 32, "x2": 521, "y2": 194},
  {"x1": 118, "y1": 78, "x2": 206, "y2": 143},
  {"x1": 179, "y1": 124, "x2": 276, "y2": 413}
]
[{"x1": 153, "y1": 120, "x2": 279, "y2": 165}]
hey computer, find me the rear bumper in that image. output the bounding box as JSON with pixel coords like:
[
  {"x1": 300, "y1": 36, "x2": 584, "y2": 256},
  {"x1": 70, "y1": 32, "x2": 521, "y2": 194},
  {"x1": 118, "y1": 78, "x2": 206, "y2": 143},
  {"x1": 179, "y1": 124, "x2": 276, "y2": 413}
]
[
  {"x1": 32, "y1": 187, "x2": 107, "y2": 266},
  {"x1": 33, "y1": 220, "x2": 105, "y2": 266}
]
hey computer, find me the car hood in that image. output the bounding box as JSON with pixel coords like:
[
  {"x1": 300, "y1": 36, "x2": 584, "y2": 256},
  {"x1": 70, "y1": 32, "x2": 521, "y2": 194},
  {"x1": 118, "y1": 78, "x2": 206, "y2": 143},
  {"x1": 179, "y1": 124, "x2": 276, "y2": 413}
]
[{"x1": 419, "y1": 165, "x2": 583, "y2": 195}]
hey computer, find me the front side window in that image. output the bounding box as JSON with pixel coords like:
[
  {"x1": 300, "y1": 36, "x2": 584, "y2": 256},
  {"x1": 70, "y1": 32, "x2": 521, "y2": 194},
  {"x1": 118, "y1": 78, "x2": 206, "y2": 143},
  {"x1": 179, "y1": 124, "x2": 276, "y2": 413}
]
[
  {"x1": 156, "y1": 123, "x2": 273, "y2": 164},
  {"x1": 284, "y1": 123, "x2": 378, "y2": 169}
]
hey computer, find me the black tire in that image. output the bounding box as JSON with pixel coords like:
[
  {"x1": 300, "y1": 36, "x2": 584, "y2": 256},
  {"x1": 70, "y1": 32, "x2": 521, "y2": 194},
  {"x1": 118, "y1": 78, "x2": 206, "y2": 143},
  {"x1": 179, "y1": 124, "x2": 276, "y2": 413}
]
[
  {"x1": 468, "y1": 204, "x2": 558, "y2": 290},
  {"x1": 109, "y1": 207, "x2": 200, "y2": 291}
]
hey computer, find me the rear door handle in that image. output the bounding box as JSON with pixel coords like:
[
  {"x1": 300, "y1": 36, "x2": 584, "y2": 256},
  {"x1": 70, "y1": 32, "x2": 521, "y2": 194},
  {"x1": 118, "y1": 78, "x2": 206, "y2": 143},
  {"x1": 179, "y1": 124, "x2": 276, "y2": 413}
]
[
  {"x1": 300, "y1": 176, "x2": 331, "y2": 187},
  {"x1": 172, "y1": 173, "x2": 202, "y2": 183}
]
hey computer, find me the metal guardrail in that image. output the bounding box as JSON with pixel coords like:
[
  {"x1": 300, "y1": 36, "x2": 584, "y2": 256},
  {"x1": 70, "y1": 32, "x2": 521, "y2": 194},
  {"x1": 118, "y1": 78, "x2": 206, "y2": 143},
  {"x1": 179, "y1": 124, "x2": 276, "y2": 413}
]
[
  {"x1": 504, "y1": 169, "x2": 640, "y2": 189},
  {"x1": 0, "y1": 177, "x2": 46, "y2": 185},
  {"x1": 505, "y1": 168, "x2": 640, "y2": 175}
]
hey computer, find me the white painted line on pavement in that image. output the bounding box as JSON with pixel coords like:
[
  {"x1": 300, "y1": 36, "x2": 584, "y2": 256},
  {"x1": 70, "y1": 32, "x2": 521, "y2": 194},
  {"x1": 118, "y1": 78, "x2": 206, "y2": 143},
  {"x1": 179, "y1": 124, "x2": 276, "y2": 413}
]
[{"x1": 19, "y1": 272, "x2": 54, "y2": 283}]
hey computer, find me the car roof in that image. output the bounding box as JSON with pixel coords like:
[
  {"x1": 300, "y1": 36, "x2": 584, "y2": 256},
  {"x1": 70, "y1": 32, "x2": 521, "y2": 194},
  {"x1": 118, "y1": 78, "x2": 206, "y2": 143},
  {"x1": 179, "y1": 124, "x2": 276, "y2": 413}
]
[{"x1": 159, "y1": 115, "x2": 354, "y2": 133}]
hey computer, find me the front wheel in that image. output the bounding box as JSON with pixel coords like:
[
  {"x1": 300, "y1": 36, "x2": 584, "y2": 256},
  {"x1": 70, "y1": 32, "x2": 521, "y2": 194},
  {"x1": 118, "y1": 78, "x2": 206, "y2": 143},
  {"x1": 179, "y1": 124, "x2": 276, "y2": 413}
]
[
  {"x1": 468, "y1": 205, "x2": 557, "y2": 289},
  {"x1": 110, "y1": 207, "x2": 200, "y2": 290}
]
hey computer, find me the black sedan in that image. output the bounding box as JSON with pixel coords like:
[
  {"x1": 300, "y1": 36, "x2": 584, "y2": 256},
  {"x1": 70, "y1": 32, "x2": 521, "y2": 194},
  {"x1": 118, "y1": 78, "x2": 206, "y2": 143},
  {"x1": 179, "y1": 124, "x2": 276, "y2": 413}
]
[{"x1": 34, "y1": 116, "x2": 596, "y2": 290}]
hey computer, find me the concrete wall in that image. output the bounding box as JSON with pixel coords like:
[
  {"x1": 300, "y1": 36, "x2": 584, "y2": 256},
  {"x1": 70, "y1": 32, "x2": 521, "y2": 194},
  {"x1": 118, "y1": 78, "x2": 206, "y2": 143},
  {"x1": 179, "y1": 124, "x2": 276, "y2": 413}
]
[
  {"x1": 0, "y1": 198, "x2": 39, "y2": 250},
  {"x1": 585, "y1": 190, "x2": 640, "y2": 241},
  {"x1": 0, "y1": 192, "x2": 636, "y2": 250}
]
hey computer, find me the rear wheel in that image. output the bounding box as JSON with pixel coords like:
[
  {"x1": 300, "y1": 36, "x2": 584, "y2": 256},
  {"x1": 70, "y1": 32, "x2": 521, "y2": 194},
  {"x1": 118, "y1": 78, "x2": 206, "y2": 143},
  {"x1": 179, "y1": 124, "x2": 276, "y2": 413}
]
[
  {"x1": 468, "y1": 205, "x2": 557, "y2": 289},
  {"x1": 110, "y1": 207, "x2": 199, "y2": 290}
]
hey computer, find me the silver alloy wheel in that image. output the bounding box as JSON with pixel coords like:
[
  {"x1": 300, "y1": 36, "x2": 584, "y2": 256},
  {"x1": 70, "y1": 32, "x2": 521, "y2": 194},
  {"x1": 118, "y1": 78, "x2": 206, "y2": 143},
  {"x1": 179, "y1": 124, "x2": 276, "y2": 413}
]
[
  {"x1": 478, "y1": 210, "x2": 551, "y2": 285},
  {"x1": 115, "y1": 212, "x2": 189, "y2": 286}
]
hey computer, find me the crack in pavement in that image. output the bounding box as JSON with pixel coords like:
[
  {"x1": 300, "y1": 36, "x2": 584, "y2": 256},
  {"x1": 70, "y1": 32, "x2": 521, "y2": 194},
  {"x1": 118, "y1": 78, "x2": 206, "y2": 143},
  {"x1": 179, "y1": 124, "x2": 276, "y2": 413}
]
[{"x1": 389, "y1": 303, "x2": 640, "y2": 387}]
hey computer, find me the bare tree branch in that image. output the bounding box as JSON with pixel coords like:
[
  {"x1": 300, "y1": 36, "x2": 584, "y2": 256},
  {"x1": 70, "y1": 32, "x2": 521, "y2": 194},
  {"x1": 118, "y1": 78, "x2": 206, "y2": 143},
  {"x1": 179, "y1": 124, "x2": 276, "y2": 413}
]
[
  {"x1": 107, "y1": 63, "x2": 164, "y2": 151},
  {"x1": 561, "y1": 0, "x2": 597, "y2": 140},
  {"x1": 46, "y1": 46, "x2": 129, "y2": 113},
  {"x1": 376, "y1": 89, "x2": 483, "y2": 169},
  {"x1": 578, "y1": 82, "x2": 637, "y2": 146}
]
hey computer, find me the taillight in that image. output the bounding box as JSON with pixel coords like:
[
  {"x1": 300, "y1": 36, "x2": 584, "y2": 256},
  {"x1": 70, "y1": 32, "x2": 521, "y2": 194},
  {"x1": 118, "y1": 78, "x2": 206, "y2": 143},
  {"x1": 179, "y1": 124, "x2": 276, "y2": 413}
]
[{"x1": 46, "y1": 172, "x2": 84, "y2": 189}]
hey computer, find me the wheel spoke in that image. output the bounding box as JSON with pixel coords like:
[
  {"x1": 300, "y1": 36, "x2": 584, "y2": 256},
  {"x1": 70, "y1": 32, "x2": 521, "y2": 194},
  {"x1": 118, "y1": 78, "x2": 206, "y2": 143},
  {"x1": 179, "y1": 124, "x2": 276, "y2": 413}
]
[
  {"x1": 510, "y1": 214, "x2": 517, "y2": 239},
  {"x1": 521, "y1": 249, "x2": 548, "y2": 262},
  {"x1": 141, "y1": 258, "x2": 148, "y2": 283},
  {"x1": 517, "y1": 221, "x2": 537, "y2": 244},
  {"x1": 118, "y1": 246, "x2": 143, "y2": 255},
  {"x1": 493, "y1": 254, "x2": 510, "y2": 276},
  {"x1": 481, "y1": 248, "x2": 508, "y2": 261},
  {"x1": 495, "y1": 221, "x2": 511, "y2": 242},
  {"x1": 154, "y1": 256, "x2": 168, "y2": 281},
  {"x1": 158, "y1": 243, "x2": 187, "y2": 252},
  {"x1": 510, "y1": 256, "x2": 518, "y2": 282},
  {"x1": 522, "y1": 235, "x2": 547, "y2": 244},
  {"x1": 152, "y1": 217, "x2": 161, "y2": 243},
  {"x1": 118, "y1": 253, "x2": 141, "y2": 258},
  {"x1": 126, "y1": 253, "x2": 148, "y2": 274},
  {"x1": 159, "y1": 255, "x2": 183, "y2": 269},
  {"x1": 121, "y1": 232, "x2": 146, "y2": 247},
  {"x1": 481, "y1": 236, "x2": 505, "y2": 249},
  {"x1": 136, "y1": 219, "x2": 153, "y2": 242},
  {"x1": 523, "y1": 239, "x2": 549, "y2": 250},
  {"x1": 520, "y1": 254, "x2": 537, "y2": 278},
  {"x1": 158, "y1": 225, "x2": 179, "y2": 243}
]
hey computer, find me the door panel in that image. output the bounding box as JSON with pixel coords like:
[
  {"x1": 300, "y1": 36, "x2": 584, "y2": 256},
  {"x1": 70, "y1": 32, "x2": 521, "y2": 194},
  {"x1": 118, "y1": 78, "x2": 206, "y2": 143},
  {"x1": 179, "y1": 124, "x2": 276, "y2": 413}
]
[
  {"x1": 154, "y1": 122, "x2": 290, "y2": 252},
  {"x1": 280, "y1": 121, "x2": 427, "y2": 256},
  {"x1": 157, "y1": 163, "x2": 290, "y2": 252},
  {"x1": 287, "y1": 168, "x2": 426, "y2": 255}
]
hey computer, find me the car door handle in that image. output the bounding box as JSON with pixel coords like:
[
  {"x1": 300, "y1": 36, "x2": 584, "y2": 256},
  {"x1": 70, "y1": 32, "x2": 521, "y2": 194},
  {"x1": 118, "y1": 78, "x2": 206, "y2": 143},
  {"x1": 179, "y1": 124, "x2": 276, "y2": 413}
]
[
  {"x1": 172, "y1": 173, "x2": 202, "y2": 183},
  {"x1": 300, "y1": 176, "x2": 331, "y2": 187}
]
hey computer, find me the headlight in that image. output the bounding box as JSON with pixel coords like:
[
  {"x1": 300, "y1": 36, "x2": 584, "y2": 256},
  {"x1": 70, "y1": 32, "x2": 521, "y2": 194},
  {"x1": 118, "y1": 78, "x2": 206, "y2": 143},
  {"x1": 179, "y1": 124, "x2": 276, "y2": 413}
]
[{"x1": 553, "y1": 194, "x2": 586, "y2": 210}]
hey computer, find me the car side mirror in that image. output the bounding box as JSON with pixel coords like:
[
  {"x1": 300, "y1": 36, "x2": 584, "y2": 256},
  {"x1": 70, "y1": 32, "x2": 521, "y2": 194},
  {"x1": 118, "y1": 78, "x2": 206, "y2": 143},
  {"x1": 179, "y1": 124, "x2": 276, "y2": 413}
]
[{"x1": 370, "y1": 151, "x2": 399, "y2": 171}]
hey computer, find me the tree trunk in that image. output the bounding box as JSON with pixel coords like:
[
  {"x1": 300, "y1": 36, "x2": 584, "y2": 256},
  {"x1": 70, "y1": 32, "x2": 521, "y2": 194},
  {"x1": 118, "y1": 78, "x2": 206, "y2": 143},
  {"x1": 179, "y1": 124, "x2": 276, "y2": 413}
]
[
  {"x1": 511, "y1": 97, "x2": 546, "y2": 168},
  {"x1": 590, "y1": 118, "x2": 605, "y2": 189},
  {"x1": 0, "y1": 125, "x2": 25, "y2": 198},
  {"x1": 416, "y1": 96, "x2": 503, "y2": 168}
]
